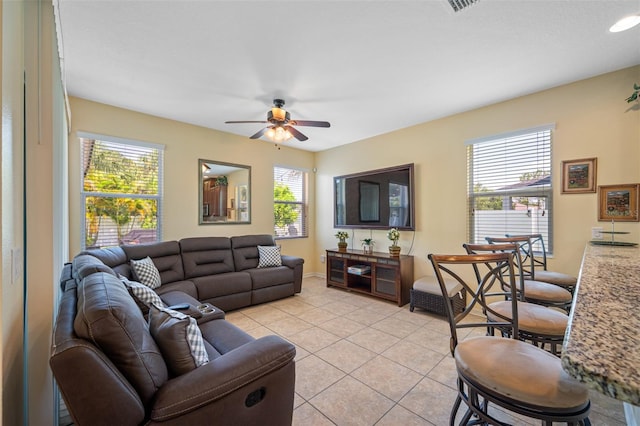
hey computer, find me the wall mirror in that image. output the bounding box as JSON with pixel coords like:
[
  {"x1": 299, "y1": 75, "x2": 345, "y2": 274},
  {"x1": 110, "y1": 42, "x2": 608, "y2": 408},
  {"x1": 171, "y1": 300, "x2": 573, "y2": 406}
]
[{"x1": 199, "y1": 159, "x2": 251, "y2": 225}]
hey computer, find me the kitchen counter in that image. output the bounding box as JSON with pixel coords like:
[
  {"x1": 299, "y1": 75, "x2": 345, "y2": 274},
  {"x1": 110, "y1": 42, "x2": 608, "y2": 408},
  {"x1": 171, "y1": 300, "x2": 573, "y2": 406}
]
[{"x1": 562, "y1": 244, "x2": 640, "y2": 411}]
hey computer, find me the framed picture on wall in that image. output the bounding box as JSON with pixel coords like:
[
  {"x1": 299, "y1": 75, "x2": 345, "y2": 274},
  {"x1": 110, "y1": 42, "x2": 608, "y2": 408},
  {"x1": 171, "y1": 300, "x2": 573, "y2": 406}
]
[
  {"x1": 562, "y1": 158, "x2": 597, "y2": 193},
  {"x1": 598, "y1": 184, "x2": 639, "y2": 222}
]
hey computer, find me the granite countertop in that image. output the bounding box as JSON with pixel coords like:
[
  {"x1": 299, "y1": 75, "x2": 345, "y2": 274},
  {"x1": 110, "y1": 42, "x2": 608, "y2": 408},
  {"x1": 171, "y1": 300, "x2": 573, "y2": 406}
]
[{"x1": 561, "y1": 244, "x2": 640, "y2": 405}]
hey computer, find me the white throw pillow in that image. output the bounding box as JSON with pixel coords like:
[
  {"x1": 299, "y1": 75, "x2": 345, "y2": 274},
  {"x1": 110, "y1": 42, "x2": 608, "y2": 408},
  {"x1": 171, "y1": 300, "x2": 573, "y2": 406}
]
[
  {"x1": 257, "y1": 245, "x2": 282, "y2": 268},
  {"x1": 130, "y1": 256, "x2": 162, "y2": 289},
  {"x1": 148, "y1": 304, "x2": 209, "y2": 376},
  {"x1": 121, "y1": 276, "x2": 166, "y2": 314}
]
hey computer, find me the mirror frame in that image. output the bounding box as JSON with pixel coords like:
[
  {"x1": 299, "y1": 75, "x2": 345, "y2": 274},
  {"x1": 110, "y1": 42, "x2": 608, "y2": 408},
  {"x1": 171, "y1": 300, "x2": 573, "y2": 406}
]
[{"x1": 199, "y1": 159, "x2": 251, "y2": 225}]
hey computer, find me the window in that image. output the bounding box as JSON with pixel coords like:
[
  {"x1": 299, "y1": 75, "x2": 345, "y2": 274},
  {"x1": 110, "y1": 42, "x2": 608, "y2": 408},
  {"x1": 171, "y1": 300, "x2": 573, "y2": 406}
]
[
  {"x1": 274, "y1": 166, "x2": 307, "y2": 238},
  {"x1": 467, "y1": 124, "x2": 553, "y2": 253},
  {"x1": 80, "y1": 134, "x2": 164, "y2": 249}
]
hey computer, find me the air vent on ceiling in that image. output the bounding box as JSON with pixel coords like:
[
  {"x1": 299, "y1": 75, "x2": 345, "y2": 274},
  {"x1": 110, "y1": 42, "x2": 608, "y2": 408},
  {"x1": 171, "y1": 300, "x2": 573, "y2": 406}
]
[{"x1": 448, "y1": 0, "x2": 479, "y2": 12}]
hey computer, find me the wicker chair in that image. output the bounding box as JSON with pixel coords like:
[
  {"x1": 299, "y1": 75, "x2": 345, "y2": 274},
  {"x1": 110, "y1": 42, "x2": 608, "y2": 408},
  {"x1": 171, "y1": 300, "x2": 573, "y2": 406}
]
[
  {"x1": 486, "y1": 236, "x2": 573, "y2": 313},
  {"x1": 464, "y1": 243, "x2": 568, "y2": 356},
  {"x1": 410, "y1": 276, "x2": 466, "y2": 317},
  {"x1": 428, "y1": 251, "x2": 591, "y2": 425},
  {"x1": 506, "y1": 233, "x2": 578, "y2": 294}
]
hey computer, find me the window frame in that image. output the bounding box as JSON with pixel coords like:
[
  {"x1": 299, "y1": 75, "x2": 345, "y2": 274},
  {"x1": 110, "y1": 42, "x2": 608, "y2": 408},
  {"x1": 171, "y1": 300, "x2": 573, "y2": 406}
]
[
  {"x1": 466, "y1": 124, "x2": 554, "y2": 254},
  {"x1": 273, "y1": 165, "x2": 308, "y2": 239},
  {"x1": 79, "y1": 132, "x2": 164, "y2": 250}
]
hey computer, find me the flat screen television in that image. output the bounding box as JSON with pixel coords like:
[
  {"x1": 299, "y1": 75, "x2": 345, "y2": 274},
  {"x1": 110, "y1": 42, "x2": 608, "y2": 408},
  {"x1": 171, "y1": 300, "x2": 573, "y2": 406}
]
[{"x1": 334, "y1": 163, "x2": 415, "y2": 230}]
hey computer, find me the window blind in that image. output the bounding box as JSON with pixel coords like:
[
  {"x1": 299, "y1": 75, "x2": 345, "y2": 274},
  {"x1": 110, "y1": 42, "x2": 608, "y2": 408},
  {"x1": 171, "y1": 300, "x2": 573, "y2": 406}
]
[
  {"x1": 467, "y1": 125, "x2": 553, "y2": 253},
  {"x1": 80, "y1": 136, "x2": 164, "y2": 249},
  {"x1": 274, "y1": 166, "x2": 308, "y2": 238}
]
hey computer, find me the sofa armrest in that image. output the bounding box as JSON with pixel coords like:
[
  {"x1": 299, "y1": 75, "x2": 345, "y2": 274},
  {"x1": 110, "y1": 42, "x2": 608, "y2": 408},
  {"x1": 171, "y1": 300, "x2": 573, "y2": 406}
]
[
  {"x1": 150, "y1": 335, "x2": 295, "y2": 422},
  {"x1": 280, "y1": 255, "x2": 304, "y2": 293},
  {"x1": 280, "y1": 255, "x2": 303, "y2": 269}
]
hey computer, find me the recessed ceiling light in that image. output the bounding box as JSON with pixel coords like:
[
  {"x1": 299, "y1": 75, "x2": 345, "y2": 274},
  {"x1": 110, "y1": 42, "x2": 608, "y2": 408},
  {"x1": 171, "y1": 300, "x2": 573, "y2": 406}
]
[{"x1": 609, "y1": 14, "x2": 640, "y2": 32}]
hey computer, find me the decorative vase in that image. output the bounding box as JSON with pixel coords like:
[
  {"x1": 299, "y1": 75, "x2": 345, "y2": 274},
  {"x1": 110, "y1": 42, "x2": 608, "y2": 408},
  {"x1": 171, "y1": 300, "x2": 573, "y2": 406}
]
[
  {"x1": 389, "y1": 245, "x2": 401, "y2": 257},
  {"x1": 362, "y1": 244, "x2": 373, "y2": 254},
  {"x1": 338, "y1": 241, "x2": 348, "y2": 252}
]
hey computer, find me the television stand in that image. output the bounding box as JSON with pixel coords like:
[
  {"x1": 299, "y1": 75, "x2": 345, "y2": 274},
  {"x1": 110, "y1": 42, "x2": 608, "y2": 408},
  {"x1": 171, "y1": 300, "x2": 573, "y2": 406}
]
[{"x1": 325, "y1": 249, "x2": 414, "y2": 306}]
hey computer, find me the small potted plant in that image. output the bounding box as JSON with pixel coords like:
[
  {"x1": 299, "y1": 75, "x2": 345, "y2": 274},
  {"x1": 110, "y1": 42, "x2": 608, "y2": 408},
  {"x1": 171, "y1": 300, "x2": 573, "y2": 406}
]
[
  {"x1": 335, "y1": 231, "x2": 349, "y2": 252},
  {"x1": 361, "y1": 238, "x2": 375, "y2": 254},
  {"x1": 626, "y1": 83, "x2": 640, "y2": 103},
  {"x1": 387, "y1": 228, "x2": 401, "y2": 256}
]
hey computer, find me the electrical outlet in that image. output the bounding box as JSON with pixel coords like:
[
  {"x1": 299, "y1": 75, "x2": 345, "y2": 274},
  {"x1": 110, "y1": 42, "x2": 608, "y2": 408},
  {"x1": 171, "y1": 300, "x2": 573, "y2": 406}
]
[
  {"x1": 591, "y1": 227, "x2": 603, "y2": 239},
  {"x1": 320, "y1": 255, "x2": 325, "y2": 263}
]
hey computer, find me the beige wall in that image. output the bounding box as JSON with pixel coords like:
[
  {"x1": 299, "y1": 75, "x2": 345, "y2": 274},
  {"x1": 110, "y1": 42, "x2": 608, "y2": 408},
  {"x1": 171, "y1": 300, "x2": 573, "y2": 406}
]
[
  {"x1": 2, "y1": 0, "x2": 64, "y2": 424},
  {"x1": 0, "y1": 1, "x2": 25, "y2": 424},
  {"x1": 314, "y1": 66, "x2": 640, "y2": 276},
  {"x1": 315, "y1": 66, "x2": 640, "y2": 279},
  {"x1": 68, "y1": 97, "x2": 317, "y2": 264},
  {"x1": 70, "y1": 66, "x2": 640, "y2": 282}
]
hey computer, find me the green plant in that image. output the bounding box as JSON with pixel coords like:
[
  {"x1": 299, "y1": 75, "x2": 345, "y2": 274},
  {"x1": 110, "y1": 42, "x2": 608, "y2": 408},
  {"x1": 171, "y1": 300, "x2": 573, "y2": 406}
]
[
  {"x1": 214, "y1": 176, "x2": 228, "y2": 186},
  {"x1": 335, "y1": 231, "x2": 349, "y2": 243},
  {"x1": 361, "y1": 238, "x2": 375, "y2": 246},
  {"x1": 274, "y1": 183, "x2": 299, "y2": 229},
  {"x1": 626, "y1": 83, "x2": 640, "y2": 103},
  {"x1": 387, "y1": 228, "x2": 400, "y2": 246}
]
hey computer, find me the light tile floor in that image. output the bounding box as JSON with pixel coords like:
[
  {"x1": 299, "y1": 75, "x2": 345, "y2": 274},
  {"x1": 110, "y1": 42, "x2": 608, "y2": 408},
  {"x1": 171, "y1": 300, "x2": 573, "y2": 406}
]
[{"x1": 226, "y1": 276, "x2": 627, "y2": 426}]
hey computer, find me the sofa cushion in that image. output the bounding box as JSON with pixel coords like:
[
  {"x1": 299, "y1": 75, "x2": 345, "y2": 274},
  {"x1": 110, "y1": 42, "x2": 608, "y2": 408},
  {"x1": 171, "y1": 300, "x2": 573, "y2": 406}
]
[
  {"x1": 73, "y1": 254, "x2": 118, "y2": 280},
  {"x1": 121, "y1": 276, "x2": 166, "y2": 315},
  {"x1": 180, "y1": 237, "x2": 235, "y2": 278},
  {"x1": 81, "y1": 246, "x2": 130, "y2": 277},
  {"x1": 231, "y1": 234, "x2": 276, "y2": 271},
  {"x1": 130, "y1": 256, "x2": 162, "y2": 289},
  {"x1": 154, "y1": 280, "x2": 199, "y2": 299},
  {"x1": 257, "y1": 245, "x2": 282, "y2": 268},
  {"x1": 193, "y1": 272, "x2": 252, "y2": 300},
  {"x1": 73, "y1": 272, "x2": 168, "y2": 407},
  {"x1": 246, "y1": 266, "x2": 294, "y2": 290},
  {"x1": 123, "y1": 241, "x2": 185, "y2": 285},
  {"x1": 149, "y1": 304, "x2": 209, "y2": 376}
]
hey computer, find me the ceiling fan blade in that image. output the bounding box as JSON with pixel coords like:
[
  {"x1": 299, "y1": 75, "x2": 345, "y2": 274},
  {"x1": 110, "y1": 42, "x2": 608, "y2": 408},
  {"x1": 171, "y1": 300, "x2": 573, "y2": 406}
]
[
  {"x1": 250, "y1": 127, "x2": 271, "y2": 139},
  {"x1": 225, "y1": 120, "x2": 269, "y2": 124},
  {"x1": 287, "y1": 126, "x2": 308, "y2": 141},
  {"x1": 289, "y1": 120, "x2": 330, "y2": 128}
]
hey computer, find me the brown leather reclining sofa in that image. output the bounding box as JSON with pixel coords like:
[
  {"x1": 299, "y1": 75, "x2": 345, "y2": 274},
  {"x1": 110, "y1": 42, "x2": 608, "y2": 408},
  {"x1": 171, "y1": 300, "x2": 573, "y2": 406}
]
[{"x1": 50, "y1": 234, "x2": 302, "y2": 425}]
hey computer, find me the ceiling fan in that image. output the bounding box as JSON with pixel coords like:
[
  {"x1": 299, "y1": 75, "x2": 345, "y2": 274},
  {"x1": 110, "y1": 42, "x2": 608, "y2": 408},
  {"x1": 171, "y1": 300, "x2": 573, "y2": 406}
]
[{"x1": 225, "y1": 99, "x2": 330, "y2": 142}]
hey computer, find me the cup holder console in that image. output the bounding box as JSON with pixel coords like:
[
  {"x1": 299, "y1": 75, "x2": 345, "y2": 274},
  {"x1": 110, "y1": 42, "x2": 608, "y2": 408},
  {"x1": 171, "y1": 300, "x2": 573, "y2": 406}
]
[{"x1": 197, "y1": 303, "x2": 216, "y2": 315}]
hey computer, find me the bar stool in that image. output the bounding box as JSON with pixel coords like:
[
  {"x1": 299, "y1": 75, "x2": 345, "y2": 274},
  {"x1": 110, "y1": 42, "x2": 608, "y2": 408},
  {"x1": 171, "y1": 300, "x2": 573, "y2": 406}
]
[
  {"x1": 506, "y1": 233, "x2": 578, "y2": 294},
  {"x1": 428, "y1": 251, "x2": 591, "y2": 425},
  {"x1": 464, "y1": 243, "x2": 568, "y2": 356},
  {"x1": 486, "y1": 236, "x2": 573, "y2": 313}
]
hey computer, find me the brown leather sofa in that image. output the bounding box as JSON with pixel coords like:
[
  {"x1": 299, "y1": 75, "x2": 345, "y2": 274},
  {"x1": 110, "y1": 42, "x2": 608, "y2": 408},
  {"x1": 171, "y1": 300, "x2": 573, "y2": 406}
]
[{"x1": 50, "y1": 234, "x2": 301, "y2": 425}]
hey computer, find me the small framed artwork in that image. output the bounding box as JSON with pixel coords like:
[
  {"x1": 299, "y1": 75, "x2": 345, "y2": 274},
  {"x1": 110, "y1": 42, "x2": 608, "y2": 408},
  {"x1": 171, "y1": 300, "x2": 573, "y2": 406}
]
[
  {"x1": 598, "y1": 184, "x2": 640, "y2": 222},
  {"x1": 562, "y1": 158, "x2": 597, "y2": 193}
]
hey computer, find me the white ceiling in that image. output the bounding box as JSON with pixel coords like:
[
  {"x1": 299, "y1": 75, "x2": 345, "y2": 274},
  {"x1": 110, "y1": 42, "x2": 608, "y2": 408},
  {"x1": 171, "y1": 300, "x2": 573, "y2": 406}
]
[{"x1": 56, "y1": 0, "x2": 640, "y2": 152}]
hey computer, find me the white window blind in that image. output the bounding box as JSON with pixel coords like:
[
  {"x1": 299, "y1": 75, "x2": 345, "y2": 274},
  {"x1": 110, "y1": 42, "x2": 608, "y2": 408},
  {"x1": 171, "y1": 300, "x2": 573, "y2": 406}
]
[
  {"x1": 274, "y1": 166, "x2": 308, "y2": 238},
  {"x1": 467, "y1": 125, "x2": 554, "y2": 253},
  {"x1": 80, "y1": 135, "x2": 164, "y2": 249}
]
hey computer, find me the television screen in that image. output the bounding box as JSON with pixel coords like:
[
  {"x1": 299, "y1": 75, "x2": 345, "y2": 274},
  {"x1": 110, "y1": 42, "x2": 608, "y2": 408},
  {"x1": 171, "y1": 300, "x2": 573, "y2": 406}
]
[{"x1": 334, "y1": 163, "x2": 415, "y2": 230}]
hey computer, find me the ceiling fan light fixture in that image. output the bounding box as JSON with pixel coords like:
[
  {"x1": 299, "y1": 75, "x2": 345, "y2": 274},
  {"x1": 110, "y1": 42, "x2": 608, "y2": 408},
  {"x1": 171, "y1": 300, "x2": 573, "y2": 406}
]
[
  {"x1": 265, "y1": 126, "x2": 292, "y2": 142},
  {"x1": 271, "y1": 107, "x2": 287, "y2": 122},
  {"x1": 609, "y1": 14, "x2": 640, "y2": 32}
]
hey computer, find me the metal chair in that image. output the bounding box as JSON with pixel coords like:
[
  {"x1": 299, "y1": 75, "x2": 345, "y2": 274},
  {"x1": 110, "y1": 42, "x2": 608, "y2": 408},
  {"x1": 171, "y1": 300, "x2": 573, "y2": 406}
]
[
  {"x1": 506, "y1": 233, "x2": 578, "y2": 294},
  {"x1": 428, "y1": 251, "x2": 591, "y2": 426},
  {"x1": 464, "y1": 242, "x2": 568, "y2": 356},
  {"x1": 486, "y1": 236, "x2": 573, "y2": 313}
]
